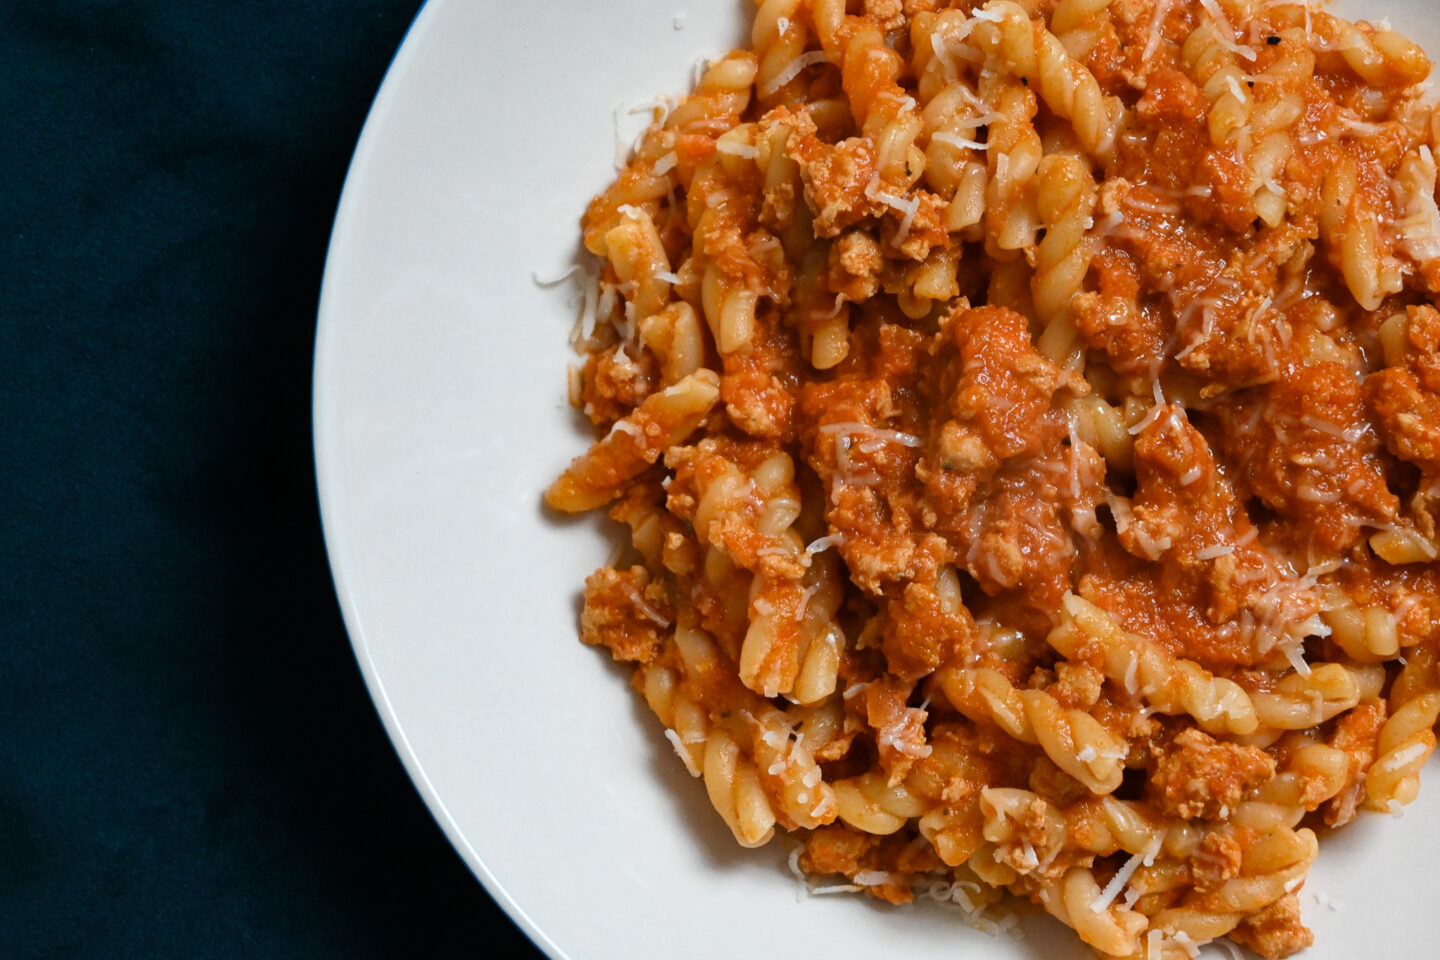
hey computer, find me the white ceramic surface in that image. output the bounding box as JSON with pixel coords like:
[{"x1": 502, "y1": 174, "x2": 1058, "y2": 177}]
[{"x1": 313, "y1": 3, "x2": 1440, "y2": 958}]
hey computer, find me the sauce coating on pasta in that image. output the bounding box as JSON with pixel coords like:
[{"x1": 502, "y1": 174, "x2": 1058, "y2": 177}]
[{"x1": 548, "y1": 1, "x2": 1440, "y2": 957}]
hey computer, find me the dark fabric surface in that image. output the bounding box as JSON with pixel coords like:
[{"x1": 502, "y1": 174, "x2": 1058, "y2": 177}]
[{"x1": 1, "y1": 2, "x2": 546, "y2": 956}]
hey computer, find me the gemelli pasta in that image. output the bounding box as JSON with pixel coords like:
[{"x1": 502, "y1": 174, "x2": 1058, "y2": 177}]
[{"x1": 545, "y1": 1, "x2": 1440, "y2": 956}]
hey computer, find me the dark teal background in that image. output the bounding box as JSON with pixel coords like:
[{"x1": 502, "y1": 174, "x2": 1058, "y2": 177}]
[{"x1": 1, "y1": 2, "x2": 545, "y2": 956}]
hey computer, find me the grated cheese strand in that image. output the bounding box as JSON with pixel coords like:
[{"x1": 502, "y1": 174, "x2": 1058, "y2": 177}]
[
  {"x1": 1091, "y1": 837, "x2": 1163, "y2": 913},
  {"x1": 759, "y1": 50, "x2": 831, "y2": 98}
]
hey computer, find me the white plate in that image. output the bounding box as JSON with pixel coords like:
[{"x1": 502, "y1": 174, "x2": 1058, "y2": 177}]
[{"x1": 314, "y1": 3, "x2": 1440, "y2": 958}]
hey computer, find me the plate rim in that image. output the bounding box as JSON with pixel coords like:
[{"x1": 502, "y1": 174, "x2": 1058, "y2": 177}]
[{"x1": 310, "y1": 1, "x2": 565, "y2": 956}]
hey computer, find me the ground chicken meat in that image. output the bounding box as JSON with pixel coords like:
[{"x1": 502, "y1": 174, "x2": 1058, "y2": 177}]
[
  {"x1": 1230, "y1": 893, "x2": 1315, "y2": 959},
  {"x1": 579, "y1": 567, "x2": 672, "y2": 663},
  {"x1": 1148, "y1": 728, "x2": 1276, "y2": 820}
]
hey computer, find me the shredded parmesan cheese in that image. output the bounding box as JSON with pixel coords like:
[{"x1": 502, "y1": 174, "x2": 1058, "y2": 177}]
[
  {"x1": 1215, "y1": 938, "x2": 1246, "y2": 960},
  {"x1": 819, "y1": 421, "x2": 924, "y2": 447},
  {"x1": 1378, "y1": 741, "x2": 1430, "y2": 773},
  {"x1": 1092, "y1": 837, "x2": 1163, "y2": 913},
  {"x1": 854, "y1": 871, "x2": 896, "y2": 887},
  {"x1": 716, "y1": 140, "x2": 759, "y2": 159},
  {"x1": 1141, "y1": 0, "x2": 1174, "y2": 65},
  {"x1": 608, "y1": 418, "x2": 645, "y2": 441},
  {"x1": 931, "y1": 131, "x2": 989, "y2": 151},
  {"x1": 809, "y1": 883, "x2": 864, "y2": 895},
  {"x1": 1128, "y1": 381, "x2": 1169, "y2": 436},
  {"x1": 863, "y1": 178, "x2": 923, "y2": 246},
  {"x1": 806, "y1": 534, "x2": 845, "y2": 554},
  {"x1": 1283, "y1": 643, "x2": 1311, "y2": 677},
  {"x1": 664, "y1": 729, "x2": 700, "y2": 776},
  {"x1": 531, "y1": 264, "x2": 584, "y2": 287},
  {"x1": 759, "y1": 50, "x2": 831, "y2": 97}
]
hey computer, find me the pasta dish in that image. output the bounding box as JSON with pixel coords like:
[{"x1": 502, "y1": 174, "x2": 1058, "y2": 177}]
[{"x1": 545, "y1": 1, "x2": 1440, "y2": 956}]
